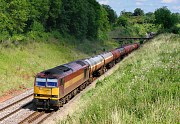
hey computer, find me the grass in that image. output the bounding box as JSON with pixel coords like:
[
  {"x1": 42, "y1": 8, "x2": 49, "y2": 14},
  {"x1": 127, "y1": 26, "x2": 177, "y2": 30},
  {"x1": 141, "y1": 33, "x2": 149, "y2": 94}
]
[
  {"x1": 0, "y1": 37, "x2": 119, "y2": 96},
  {"x1": 59, "y1": 33, "x2": 180, "y2": 124}
]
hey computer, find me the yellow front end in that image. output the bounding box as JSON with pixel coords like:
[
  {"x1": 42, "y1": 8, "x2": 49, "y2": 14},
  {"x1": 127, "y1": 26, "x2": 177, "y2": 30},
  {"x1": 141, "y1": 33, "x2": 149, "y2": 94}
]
[
  {"x1": 33, "y1": 78, "x2": 60, "y2": 110},
  {"x1": 34, "y1": 86, "x2": 59, "y2": 100}
]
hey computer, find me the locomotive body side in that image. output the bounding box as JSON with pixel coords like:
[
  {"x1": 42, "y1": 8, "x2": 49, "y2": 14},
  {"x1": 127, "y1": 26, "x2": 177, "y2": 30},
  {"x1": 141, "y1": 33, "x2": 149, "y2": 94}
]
[{"x1": 62, "y1": 61, "x2": 89, "y2": 97}]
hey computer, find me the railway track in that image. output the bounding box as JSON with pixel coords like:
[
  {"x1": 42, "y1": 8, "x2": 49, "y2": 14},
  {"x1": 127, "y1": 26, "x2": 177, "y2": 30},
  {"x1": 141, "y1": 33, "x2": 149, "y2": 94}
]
[
  {"x1": 19, "y1": 111, "x2": 54, "y2": 124},
  {"x1": 0, "y1": 93, "x2": 33, "y2": 122}
]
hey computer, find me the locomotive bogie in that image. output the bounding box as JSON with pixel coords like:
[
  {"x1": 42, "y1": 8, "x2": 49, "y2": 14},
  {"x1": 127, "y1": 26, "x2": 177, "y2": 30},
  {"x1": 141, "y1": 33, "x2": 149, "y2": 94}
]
[{"x1": 33, "y1": 98, "x2": 59, "y2": 110}]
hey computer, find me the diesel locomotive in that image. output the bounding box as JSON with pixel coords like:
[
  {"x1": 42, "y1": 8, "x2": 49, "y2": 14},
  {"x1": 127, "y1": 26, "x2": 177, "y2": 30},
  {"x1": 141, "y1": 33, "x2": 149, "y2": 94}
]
[{"x1": 33, "y1": 43, "x2": 140, "y2": 110}]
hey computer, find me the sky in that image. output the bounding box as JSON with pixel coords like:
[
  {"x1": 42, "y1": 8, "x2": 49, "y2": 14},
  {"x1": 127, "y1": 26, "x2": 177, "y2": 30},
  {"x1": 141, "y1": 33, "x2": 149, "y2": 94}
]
[{"x1": 97, "y1": 0, "x2": 180, "y2": 15}]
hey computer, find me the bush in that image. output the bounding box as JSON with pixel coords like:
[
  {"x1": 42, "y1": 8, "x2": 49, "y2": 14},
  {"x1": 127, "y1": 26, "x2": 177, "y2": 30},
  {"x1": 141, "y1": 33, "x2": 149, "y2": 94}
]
[{"x1": 171, "y1": 25, "x2": 180, "y2": 34}]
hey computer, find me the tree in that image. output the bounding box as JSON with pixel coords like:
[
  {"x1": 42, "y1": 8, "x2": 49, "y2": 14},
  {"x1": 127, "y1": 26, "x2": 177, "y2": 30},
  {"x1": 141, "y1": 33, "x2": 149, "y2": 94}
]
[
  {"x1": 47, "y1": 0, "x2": 62, "y2": 30},
  {"x1": 29, "y1": 0, "x2": 50, "y2": 27},
  {"x1": 145, "y1": 12, "x2": 155, "y2": 23},
  {"x1": 86, "y1": 0, "x2": 101, "y2": 39},
  {"x1": 116, "y1": 16, "x2": 129, "y2": 27},
  {"x1": 98, "y1": 6, "x2": 110, "y2": 39},
  {"x1": 133, "y1": 8, "x2": 144, "y2": 16},
  {"x1": 0, "y1": 0, "x2": 29, "y2": 35},
  {"x1": 154, "y1": 7, "x2": 178, "y2": 29},
  {"x1": 120, "y1": 10, "x2": 133, "y2": 17},
  {"x1": 102, "y1": 5, "x2": 117, "y2": 24},
  {"x1": 57, "y1": 0, "x2": 89, "y2": 39}
]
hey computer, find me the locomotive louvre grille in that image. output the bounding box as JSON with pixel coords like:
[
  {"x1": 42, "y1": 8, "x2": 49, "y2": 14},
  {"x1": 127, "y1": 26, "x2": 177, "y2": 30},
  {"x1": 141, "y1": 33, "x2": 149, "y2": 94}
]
[
  {"x1": 55, "y1": 65, "x2": 71, "y2": 72},
  {"x1": 43, "y1": 65, "x2": 72, "y2": 75}
]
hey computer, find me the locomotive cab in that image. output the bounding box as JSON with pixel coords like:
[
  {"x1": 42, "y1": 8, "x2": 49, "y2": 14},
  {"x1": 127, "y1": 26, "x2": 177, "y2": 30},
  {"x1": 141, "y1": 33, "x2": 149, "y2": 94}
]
[
  {"x1": 33, "y1": 77, "x2": 60, "y2": 110},
  {"x1": 33, "y1": 60, "x2": 90, "y2": 111}
]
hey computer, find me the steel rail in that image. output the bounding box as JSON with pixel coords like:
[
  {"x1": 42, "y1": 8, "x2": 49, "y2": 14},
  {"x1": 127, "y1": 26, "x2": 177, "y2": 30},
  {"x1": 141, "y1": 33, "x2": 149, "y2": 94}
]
[{"x1": 0, "y1": 93, "x2": 33, "y2": 111}]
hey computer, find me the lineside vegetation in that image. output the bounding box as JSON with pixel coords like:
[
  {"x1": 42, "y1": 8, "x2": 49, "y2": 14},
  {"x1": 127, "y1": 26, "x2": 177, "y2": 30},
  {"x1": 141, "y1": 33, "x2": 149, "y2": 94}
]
[
  {"x1": 0, "y1": 38, "x2": 119, "y2": 96},
  {"x1": 59, "y1": 34, "x2": 180, "y2": 123}
]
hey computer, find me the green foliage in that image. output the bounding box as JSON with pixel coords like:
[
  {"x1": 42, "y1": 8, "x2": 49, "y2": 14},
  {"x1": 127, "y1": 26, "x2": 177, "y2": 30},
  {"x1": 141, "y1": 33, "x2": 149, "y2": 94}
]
[
  {"x1": 30, "y1": 21, "x2": 45, "y2": 32},
  {"x1": 0, "y1": 0, "x2": 112, "y2": 40},
  {"x1": 86, "y1": 0, "x2": 101, "y2": 39},
  {"x1": 58, "y1": 0, "x2": 87, "y2": 38},
  {"x1": 26, "y1": 21, "x2": 49, "y2": 40},
  {"x1": 144, "y1": 12, "x2": 155, "y2": 23},
  {"x1": 98, "y1": 6, "x2": 110, "y2": 40},
  {"x1": 102, "y1": 5, "x2": 117, "y2": 24},
  {"x1": 55, "y1": 0, "x2": 111, "y2": 39},
  {"x1": 11, "y1": 34, "x2": 26, "y2": 43},
  {"x1": 154, "y1": 7, "x2": 179, "y2": 30},
  {"x1": 29, "y1": 0, "x2": 50, "y2": 26},
  {"x1": 47, "y1": 0, "x2": 62, "y2": 30},
  {"x1": 170, "y1": 24, "x2": 180, "y2": 34},
  {"x1": 0, "y1": 0, "x2": 29, "y2": 35},
  {"x1": 116, "y1": 16, "x2": 129, "y2": 27},
  {"x1": 133, "y1": 8, "x2": 144, "y2": 16},
  {"x1": 59, "y1": 34, "x2": 180, "y2": 124},
  {"x1": 120, "y1": 10, "x2": 133, "y2": 17}
]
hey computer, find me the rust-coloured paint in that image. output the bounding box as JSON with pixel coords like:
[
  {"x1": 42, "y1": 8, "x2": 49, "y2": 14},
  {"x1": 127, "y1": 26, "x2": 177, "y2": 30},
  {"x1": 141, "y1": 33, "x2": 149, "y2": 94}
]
[
  {"x1": 111, "y1": 49, "x2": 121, "y2": 60},
  {"x1": 63, "y1": 78, "x2": 84, "y2": 95},
  {"x1": 59, "y1": 67, "x2": 89, "y2": 98}
]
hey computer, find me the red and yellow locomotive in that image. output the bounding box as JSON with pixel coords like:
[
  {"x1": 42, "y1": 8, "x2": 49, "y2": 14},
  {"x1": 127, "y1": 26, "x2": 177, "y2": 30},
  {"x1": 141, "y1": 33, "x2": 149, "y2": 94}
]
[{"x1": 33, "y1": 43, "x2": 140, "y2": 110}]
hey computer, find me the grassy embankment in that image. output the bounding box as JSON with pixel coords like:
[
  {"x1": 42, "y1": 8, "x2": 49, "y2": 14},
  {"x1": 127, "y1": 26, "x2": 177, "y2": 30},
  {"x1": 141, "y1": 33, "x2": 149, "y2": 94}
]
[
  {"x1": 59, "y1": 34, "x2": 180, "y2": 123},
  {"x1": 0, "y1": 37, "x2": 119, "y2": 96}
]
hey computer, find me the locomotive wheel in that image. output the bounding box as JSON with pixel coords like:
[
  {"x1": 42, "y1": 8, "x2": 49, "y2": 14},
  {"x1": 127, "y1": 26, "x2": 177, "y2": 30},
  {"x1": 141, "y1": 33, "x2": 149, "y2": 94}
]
[
  {"x1": 62, "y1": 98, "x2": 66, "y2": 104},
  {"x1": 73, "y1": 89, "x2": 78, "y2": 96},
  {"x1": 68, "y1": 93, "x2": 72, "y2": 99},
  {"x1": 86, "y1": 81, "x2": 90, "y2": 86},
  {"x1": 59, "y1": 100, "x2": 63, "y2": 107},
  {"x1": 54, "y1": 106, "x2": 59, "y2": 111},
  {"x1": 66, "y1": 96, "x2": 70, "y2": 102},
  {"x1": 83, "y1": 84, "x2": 86, "y2": 89},
  {"x1": 79, "y1": 85, "x2": 84, "y2": 91}
]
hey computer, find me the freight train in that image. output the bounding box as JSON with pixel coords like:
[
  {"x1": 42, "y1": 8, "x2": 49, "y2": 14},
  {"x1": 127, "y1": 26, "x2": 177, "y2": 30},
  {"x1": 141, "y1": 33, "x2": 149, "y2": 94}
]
[{"x1": 33, "y1": 43, "x2": 140, "y2": 110}]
